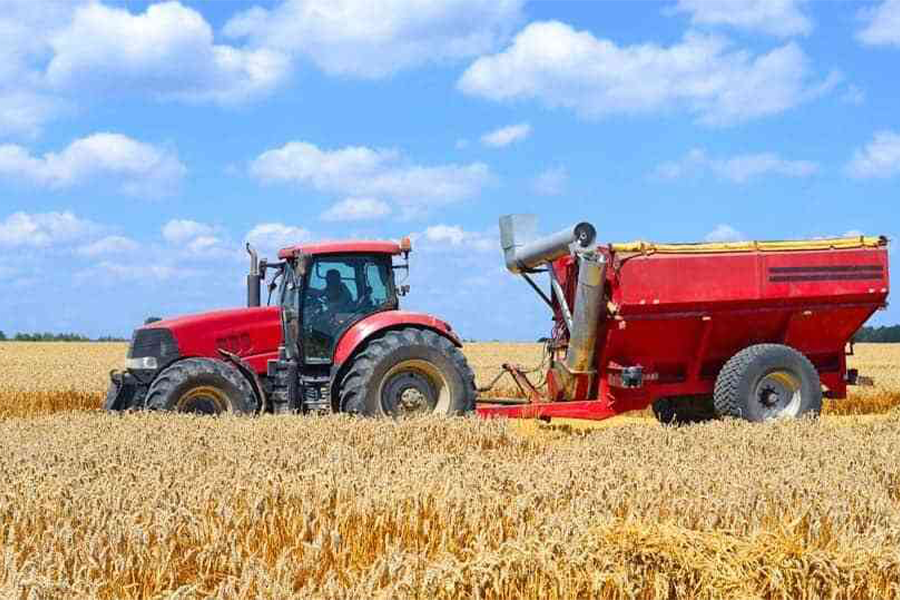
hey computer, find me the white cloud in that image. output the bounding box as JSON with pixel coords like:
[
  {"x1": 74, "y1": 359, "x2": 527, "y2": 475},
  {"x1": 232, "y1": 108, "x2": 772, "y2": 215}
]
[
  {"x1": 224, "y1": 0, "x2": 525, "y2": 79},
  {"x1": 0, "y1": 133, "x2": 185, "y2": 196},
  {"x1": 672, "y1": 0, "x2": 812, "y2": 37},
  {"x1": 654, "y1": 148, "x2": 819, "y2": 182},
  {"x1": 321, "y1": 197, "x2": 391, "y2": 222},
  {"x1": 0, "y1": 1, "x2": 83, "y2": 137},
  {"x1": 458, "y1": 22, "x2": 836, "y2": 126},
  {"x1": 846, "y1": 130, "x2": 900, "y2": 179},
  {"x1": 0, "y1": 92, "x2": 67, "y2": 140},
  {"x1": 480, "y1": 122, "x2": 531, "y2": 147},
  {"x1": 418, "y1": 224, "x2": 495, "y2": 252},
  {"x1": 705, "y1": 224, "x2": 745, "y2": 242},
  {"x1": 90, "y1": 261, "x2": 187, "y2": 283},
  {"x1": 250, "y1": 141, "x2": 492, "y2": 218},
  {"x1": 160, "y1": 219, "x2": 234, "y2": 258},
  {"x1": 245, "y1": 222, "x2": 313, "y2": 255},
  {"x1": 0, "y1": 211, "x2": 99, "y2": 247},
  {"x1": 46, "y1": 2, "x2": 290, "y2": 105},
  {"x1": 77, "y1": 235, "x2": 139, "y2": 257},
  {"x1": 857, "y1": 0, "x2": 900, "y2": 47},
  {"x1": 186, "y1": 235, "x2": 222, "y2": 254},
  {"x1": 162, "y1": 219, "x2": 214, "y2": 244},
  {"x1": 532, "y1": 166, "x2": 568, "y2": 196}
]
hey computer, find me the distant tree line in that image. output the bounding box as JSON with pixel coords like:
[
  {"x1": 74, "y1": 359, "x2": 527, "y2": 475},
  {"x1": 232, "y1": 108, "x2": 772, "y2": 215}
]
[
  {"x1": 0, "y1": 327, "x2": 896, "y2": 344},
  {"x1": 0, "y1": 331, "x2": 128, "y2": 342},
  {"x1": 854, "y1": 325, "x2": 900, "y2": 343}
]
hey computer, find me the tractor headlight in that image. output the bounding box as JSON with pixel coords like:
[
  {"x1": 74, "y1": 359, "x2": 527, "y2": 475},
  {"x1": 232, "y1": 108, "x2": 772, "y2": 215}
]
[{"x1": 126, "y1": 356, "x2": 158, "y2": 370}]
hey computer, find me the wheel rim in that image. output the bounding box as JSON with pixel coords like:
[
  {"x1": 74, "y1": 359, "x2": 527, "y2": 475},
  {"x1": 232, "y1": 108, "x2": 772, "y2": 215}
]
[
  {"x1": 176, "y1": 386, "x2": 228, "y2": 415},
  {"x1": 754, "y1": 370, "x2": 802, "y2": 420},
  {"x1": 378, "y1": 359, "x2": 451, "y2": 417}
]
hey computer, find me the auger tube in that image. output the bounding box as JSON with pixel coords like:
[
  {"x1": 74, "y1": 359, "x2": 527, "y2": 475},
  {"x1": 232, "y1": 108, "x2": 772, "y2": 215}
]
[
  {"x1": 564, "y1": 251, "x2": 607, "y2": 374},
  {"x1": 500, "y1": 215, "x2": 596, "y2": 274}
]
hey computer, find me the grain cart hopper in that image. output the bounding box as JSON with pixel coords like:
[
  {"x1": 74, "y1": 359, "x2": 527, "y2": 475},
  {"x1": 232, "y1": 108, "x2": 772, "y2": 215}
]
[{"x1": 476, "y1": 215, "x2": 890, "y2": 423}]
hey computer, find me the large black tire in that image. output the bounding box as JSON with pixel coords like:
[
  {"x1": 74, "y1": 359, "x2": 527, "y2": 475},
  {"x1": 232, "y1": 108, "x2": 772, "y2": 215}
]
[
  {"x1": 713, "y1": 344, "x2": 822, "y2": 422},
  {"x1": 651, "y1": 396, "x2": 716, "y2": 426},
  {"x1": 339, "y1": 328, "x2": 476, "y2": 417},
  {"x1": 145, "y1": 358, "x2": 258, "y2": 415}
]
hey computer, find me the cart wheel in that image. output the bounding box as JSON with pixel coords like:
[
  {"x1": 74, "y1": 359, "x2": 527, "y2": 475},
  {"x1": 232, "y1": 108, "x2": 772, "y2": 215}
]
[
  {"x1": 714, "y1": 344, "x2": 822, "y2": 422},
  {"x1": 652, "y1": 396, "x2": 716, "y2": 425}
]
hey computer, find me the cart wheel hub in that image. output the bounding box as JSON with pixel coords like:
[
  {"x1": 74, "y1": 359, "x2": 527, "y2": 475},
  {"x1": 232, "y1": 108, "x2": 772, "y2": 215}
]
[{"x1": 754, "y1": 370, "x2": 802, "y2": 420}]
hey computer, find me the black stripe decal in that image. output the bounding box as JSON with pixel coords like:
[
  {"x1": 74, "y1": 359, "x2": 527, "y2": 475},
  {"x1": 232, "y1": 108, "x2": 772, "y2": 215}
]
[
  {"x1": 769, "y1": 273, "x2": 884, "y2": 282},
  {"x1": 769, "y1": 264, "x2": 883, "y2": 274}
]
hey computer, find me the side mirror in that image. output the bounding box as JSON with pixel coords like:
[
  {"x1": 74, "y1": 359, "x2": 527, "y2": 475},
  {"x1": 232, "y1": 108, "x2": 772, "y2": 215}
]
[{"x1": 398, "y1": 284, "x2": 410, "y2": 297}]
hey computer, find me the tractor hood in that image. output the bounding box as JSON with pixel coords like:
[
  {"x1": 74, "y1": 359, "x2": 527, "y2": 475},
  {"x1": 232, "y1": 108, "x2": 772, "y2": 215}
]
[{"x1": 143, "y1": 306, "x2": 282, "y2": 364}]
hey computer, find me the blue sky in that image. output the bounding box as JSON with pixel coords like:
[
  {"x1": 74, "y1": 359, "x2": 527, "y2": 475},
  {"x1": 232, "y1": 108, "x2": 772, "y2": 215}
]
[{"x1": 0, "y1": 0, "x2": 897, "y2": 340}]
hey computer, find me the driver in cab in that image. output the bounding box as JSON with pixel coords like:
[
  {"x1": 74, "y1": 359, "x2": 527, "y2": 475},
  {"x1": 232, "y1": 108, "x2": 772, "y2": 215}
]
[{"x1": 310, "y1": 269, "x2": 353, "y2": 313}]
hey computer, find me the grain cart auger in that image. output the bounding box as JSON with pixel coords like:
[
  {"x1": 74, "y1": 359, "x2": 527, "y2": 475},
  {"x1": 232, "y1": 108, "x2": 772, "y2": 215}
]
[
  {"x1": 105, "y1": 237, "x2": 476, "y2": 417},
  {"x1": 475, "y1": 214, "x2": 890, "y2": 424}
]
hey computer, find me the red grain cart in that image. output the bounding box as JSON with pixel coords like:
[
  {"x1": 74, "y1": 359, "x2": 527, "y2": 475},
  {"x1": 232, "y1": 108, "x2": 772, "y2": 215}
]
[{"x1": 477, "y1": 216, "x2": 890, "y2": 424}]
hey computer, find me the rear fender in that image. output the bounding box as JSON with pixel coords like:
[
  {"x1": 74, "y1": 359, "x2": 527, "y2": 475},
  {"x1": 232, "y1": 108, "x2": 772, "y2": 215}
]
[{"x1": 329, "y1": 311, "x2": 462, "y2": 410}]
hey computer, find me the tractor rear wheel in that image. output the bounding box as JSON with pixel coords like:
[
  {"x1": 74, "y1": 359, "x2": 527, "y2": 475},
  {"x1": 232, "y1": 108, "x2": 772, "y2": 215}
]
[
  {"x1": 339, "y1": 328, "x2": 476, "y2": 417},
  {"x1": 145, "y1": 358, "x2": 258, "y2": 415},
  {"x1": 713, "y1": 344, "x2": 821, "y2": 422}
]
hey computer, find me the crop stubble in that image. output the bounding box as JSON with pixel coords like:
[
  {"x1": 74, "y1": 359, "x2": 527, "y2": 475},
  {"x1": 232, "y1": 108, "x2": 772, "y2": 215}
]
[{"x1": 1, "y1": 341, "x2": 900, "y2": 599}]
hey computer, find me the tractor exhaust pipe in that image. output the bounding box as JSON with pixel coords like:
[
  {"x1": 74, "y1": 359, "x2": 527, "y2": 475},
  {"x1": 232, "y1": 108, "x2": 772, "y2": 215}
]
[
  {"x1": 500, "y1": 214, "x2": 596, "y2": 274},
  {"x1": 246, "y1": 243, "x2": 261, "y2": 308}
]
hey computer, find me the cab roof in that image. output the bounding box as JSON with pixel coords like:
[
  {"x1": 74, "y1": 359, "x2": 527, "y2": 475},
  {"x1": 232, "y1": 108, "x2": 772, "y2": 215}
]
[{"x1": 277, "y1": 240, "x2": 407, "y2": 260}]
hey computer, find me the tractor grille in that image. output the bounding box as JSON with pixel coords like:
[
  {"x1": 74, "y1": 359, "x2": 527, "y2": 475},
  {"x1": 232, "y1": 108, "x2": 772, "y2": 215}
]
[{"x1": 128, "y1": 328, "x2": 180, "y2": 366}]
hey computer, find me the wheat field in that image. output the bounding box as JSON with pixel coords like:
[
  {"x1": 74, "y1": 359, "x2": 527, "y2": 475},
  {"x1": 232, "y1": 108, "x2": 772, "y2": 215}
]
[{"x1": 1, "y1": 341, "x2": 900, "y2": 599}]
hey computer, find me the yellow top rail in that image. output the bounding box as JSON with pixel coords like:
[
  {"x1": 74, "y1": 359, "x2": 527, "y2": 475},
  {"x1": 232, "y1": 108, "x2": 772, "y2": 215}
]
[{"x1": 610, "y1": 236, "x2": 888, "y2": 255}]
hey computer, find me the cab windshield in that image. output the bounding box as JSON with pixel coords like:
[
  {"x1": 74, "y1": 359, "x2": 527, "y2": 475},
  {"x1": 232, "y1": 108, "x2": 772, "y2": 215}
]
[{"x1": 281, "y1": 254, "x2": 397, "y2": 363}]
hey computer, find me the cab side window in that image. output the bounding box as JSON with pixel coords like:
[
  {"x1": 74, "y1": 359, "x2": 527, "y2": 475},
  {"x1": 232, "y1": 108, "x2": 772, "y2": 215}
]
[{"x1": 363, "y1": 262, "x2": 390, "y2": 307}]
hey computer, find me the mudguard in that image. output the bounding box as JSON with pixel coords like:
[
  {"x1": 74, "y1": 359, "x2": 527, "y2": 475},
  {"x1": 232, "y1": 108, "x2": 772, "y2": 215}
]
[
  {"x1": 332, "y1": 310, "x2": 461, "y2": 367},
  {"x1": 218, "y1": 349, "x2": 268, "y2": 413}
]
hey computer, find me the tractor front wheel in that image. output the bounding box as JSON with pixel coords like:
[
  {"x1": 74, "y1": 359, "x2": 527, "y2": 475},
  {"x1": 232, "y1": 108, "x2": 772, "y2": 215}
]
[
  {"x1": 339, "y1": 328, "x2": 476, "y2": 417},
  {"x1": 145, "y1": 358, "x2": 258, "y2": 415}
]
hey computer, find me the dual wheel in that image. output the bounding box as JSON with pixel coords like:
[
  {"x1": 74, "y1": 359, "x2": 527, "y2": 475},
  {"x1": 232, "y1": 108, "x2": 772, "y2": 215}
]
[
  {"x1": 140, "y1": 328, "x2": 476, "y2": 417},
  {"x1": 653, "y1": 343, "x2": 823, "y2": 425}
]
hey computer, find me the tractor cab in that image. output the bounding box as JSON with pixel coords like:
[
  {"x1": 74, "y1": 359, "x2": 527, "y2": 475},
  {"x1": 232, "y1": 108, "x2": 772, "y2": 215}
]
[{"x1": 258, "y1": 240, "x2": 411, "y2": 366}]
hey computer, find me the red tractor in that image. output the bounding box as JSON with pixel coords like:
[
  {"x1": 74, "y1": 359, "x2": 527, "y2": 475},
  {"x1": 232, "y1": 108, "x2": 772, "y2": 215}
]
[{"x1": 106, "y1": 238, "x2": 476, "y2": 417}]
